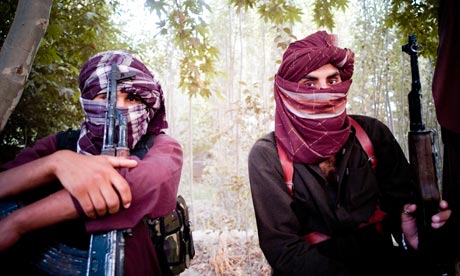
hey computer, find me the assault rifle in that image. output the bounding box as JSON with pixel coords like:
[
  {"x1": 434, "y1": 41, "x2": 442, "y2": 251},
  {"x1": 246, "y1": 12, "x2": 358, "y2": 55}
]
[
  {"x1": 87, "y1": 63, "x2": 136, "y2": 276},
  {"x1": 402, "y1": 34, "x2": 441, "y2": 251}
]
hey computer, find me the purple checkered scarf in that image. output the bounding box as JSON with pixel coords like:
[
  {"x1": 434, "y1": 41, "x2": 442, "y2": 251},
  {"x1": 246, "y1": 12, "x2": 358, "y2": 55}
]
[
  {"x1": 274, "y1": 31, "x2": 354, "y2": 164},
  {"x1": 77, "y1": 50, "x2": 167, "y2": 155}
]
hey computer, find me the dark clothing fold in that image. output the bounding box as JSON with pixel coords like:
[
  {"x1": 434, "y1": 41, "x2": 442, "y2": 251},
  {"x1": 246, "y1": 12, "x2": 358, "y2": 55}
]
[
  {"x1": 249, "y1": 115, "x2": 424, "y2": 276},
  {"x1": 0, "y1": 132, "x2": 182, "y2": 276}
]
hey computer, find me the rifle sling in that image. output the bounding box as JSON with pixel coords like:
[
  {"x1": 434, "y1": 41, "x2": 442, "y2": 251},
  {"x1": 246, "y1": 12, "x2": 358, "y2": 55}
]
[{"x1": 276, "y1": 116, "x2": 385, "y2": 244}]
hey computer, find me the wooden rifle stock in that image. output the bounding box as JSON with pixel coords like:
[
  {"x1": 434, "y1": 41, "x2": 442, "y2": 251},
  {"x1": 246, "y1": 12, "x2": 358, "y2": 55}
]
[
  {"x1": 408, "y1": 131, "x2": 440, "y2": 234},
  {"x1": 402, "y1": 34, "x2": 441, "y2": 251}
]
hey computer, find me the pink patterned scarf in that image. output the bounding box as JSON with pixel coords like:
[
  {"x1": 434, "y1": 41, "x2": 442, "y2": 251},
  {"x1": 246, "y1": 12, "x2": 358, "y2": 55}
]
[
  {"x1": 77, "y1": 50, "x2": 167, "y2": 155},
  {"x1": 274, "y1": 31, "x2": 355, "y2": 164}
]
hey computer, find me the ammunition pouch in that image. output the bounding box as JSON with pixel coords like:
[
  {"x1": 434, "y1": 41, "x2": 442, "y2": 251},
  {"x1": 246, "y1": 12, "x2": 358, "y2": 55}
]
[{"x1": 145, "y1": 195, "x2": 195, "y2": 275}]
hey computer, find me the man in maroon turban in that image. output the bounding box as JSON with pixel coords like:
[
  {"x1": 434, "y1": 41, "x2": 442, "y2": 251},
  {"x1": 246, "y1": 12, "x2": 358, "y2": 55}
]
[
  {"x1": 248, "y1": 31, "x2": 452, "y2": 276},
  {"x1": 0, "y1": 51, "x2": 182, "y2": 276}
]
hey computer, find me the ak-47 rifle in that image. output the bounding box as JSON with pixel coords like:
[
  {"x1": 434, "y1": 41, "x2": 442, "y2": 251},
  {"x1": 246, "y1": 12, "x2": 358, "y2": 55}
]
[
  {"x1": 86, "y1": 63, "x2": 136, "y2": 276},
  {"x1": 402, "y1": 34, "x2": 441, "y2": 252}
]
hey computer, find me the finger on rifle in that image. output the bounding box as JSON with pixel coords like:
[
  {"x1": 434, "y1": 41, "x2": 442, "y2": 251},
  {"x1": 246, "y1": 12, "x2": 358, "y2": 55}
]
[
  {"x1": 100, "y1": 184, "x2": 121, "y2": 214},
  {"x1": 110, "y1": 175, "x2": 132, "y2": 209},
  {"x1": 89, "y1": 191, "x2": 109, "y2": 217},
  {"x1": 105, "y1": 156, "x2": 138, "y2": 168},
  {"x1": 79, "y1": 194, "x2": 97, "y2": 219},
  {"x1": 402, "y1": 203, "x2": 417, "y2": 216},
  {"x1": 439, "y1": 200, "x2": 449, "y2": 210}
]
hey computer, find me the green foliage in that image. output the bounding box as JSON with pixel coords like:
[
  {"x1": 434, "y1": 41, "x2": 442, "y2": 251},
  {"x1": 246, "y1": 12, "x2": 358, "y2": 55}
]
[
  {"x1": 0, "y1": 0, "x2": 17, "y2": 47},
  {"x1": 230, "y1": 0, "x2": 347, "y2": 33},
  {"x1": 146, "y1": 0, "x2": 219, "y2": 98},
  {"x1": 146, "y1": 0, "x2": 437, "y2": 99},
  {"x1": 257, "y1": 0, "x2": 302, "y2": 25},
  {"x1": 312, "y1": 0, "x2": 348, "y2": 31},
  {"x1": 228, "y1": 0, "x2": 438, "y2": 59},
  {"x1": 229, "y1": 0, "x2": 302, "y2": 61},
  {"x1": 0, "y1": 0, "x2": 130, "y2": 156},
  {"x1": 386, "y1": 0, "x2": 438, "y2": 59},
  {"x1": 230, "y1": 0, "x2": 302, "y2": 25},
  {"x1": 228, "y1": 0, "x2": 257, "y2": 13}
]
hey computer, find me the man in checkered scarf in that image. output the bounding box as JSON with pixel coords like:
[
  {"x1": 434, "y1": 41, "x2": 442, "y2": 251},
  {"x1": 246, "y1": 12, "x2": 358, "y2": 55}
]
[
  {"x1": 78, "y1": 50, "x2": 168, "y2": 155},
  {"x1": 0, "y1": 51, "x2": 183, "y2": 275}
]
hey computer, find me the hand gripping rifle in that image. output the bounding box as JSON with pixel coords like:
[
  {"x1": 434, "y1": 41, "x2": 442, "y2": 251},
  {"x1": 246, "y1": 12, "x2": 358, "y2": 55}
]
[
  {"x1": 86, "y1": 63, "x2": 136, "y2": 276},
  {"x1": 402, "y1": 35, "x2": 441, "y2": 252}
]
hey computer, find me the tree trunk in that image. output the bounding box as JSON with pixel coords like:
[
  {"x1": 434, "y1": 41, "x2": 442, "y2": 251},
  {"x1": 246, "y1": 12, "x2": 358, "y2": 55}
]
[{"x1": 0, "y1": 0, "x2": 53, "y2": 133}]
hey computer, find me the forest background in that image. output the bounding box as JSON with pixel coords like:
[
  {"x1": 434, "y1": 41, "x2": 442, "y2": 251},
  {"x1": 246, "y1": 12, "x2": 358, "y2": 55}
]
[{"x1": 0, "y1": 0, "x2": 441, "y2": 275}]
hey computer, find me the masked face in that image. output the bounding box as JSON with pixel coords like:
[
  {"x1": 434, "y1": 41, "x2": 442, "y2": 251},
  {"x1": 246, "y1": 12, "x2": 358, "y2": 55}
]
[
  {"x1": 77, "y1": 51, "x2": 168, "y2": 154},
  {"x1": 117, "y1": 103, "x2": 150, "y2": 148},
  {"x1": 77, "y1": 97, "x2": 152, "y2": 155}
]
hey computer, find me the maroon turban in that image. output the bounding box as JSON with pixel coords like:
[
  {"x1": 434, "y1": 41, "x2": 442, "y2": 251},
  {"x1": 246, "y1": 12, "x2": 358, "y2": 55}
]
[
  {"x1": 274, "y1": 31, "x2": 355, "y2": 164},
  {"x1": 277, "y1": 31, "x2": 354, "y2": 82}
]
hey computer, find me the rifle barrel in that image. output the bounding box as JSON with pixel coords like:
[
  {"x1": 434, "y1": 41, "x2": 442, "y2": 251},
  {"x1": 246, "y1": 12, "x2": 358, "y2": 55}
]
[{"x1": 402, "y1": 34, "x2": 425, "y2": 132}]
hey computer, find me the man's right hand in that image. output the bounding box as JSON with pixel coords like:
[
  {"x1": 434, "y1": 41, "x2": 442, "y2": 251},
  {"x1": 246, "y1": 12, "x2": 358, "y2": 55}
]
[
  {"x1": 52, "y1": 150, "x2": 137, "y2": 218},
  {"x1": 401, "y1": 200, "x2": 452, "y2": 250}
]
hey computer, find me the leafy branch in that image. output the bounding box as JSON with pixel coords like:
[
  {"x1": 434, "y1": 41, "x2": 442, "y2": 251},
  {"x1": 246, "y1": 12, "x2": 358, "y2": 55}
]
[{"x1": 146, "y1": 0, "x2": 220, "y2": 98}]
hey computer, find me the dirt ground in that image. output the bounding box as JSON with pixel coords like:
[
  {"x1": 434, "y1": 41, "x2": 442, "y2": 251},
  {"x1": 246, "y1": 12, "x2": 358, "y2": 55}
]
[{"x1": 181, "y1": 230, "x2": 272, "y2": 276}]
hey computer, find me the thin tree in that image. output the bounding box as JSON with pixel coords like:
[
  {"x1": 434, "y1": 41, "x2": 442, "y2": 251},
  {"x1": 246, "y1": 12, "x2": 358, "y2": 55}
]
[{"x1": 0, "y1": 0, "x2": 53, "y2": 133}]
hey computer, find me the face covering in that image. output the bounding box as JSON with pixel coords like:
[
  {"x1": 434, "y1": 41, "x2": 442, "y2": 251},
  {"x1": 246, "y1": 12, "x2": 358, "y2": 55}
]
[
  {"x1": 274, "y1": 31, "x2": 355, "y2": 164},
  {"x1": 117, "y1": 103, "x2": 151, "y2": 149},
  {"x1": 77, "y1": 98, "x2": 151, "y2": 155},
  {"x1": 77, "y1": 50, "x2": 167, "y2": 155}
]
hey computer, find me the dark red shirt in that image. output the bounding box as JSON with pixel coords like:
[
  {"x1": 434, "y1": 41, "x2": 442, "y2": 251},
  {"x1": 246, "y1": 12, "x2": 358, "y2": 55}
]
[
  {"x1": 432, "y1": 0, "x2": 460, "y2": 132},
  {"x1": 1, "y1": 133, "x2": 183, "y2": 276}
]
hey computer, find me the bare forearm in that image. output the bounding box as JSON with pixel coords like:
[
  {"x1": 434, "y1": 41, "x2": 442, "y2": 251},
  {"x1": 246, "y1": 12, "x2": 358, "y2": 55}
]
[
  {"x1": 0, "y1": 149, "x2": 137, "y2": 219},
  {"x1": 0, "y1": 152, "x2": 59, "y2": 199},
  {"x1": 0, "y1": 189, "x2": 80, "y2": 251},
  {"x1": 9, "y1": 189, "x2": 79, "y2": 234}
]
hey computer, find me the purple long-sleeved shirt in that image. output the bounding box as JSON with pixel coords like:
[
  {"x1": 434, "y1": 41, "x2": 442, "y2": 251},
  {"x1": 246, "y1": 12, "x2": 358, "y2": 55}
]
[{"x1": 1, "y1": 132, "x2": 183, "y2": 276}]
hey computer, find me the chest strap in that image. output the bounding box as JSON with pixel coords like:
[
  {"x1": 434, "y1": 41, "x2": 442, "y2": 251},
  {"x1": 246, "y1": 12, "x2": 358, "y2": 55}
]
[
  {"x1": 276, "y1": 116, "x2": 385, "y2": 244},
  {"x1": 304, "y1": 205, "x2": 387, "y2": 244},
  {"x1": 349, "y1": 117, "x2": 377, "y2": 171},
  {"x1": 276, "y1": 116, "x2": 377, "y2": 196},
  {"x1": 276, "y1": 139, "x2": 295, "y2": 196}
]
